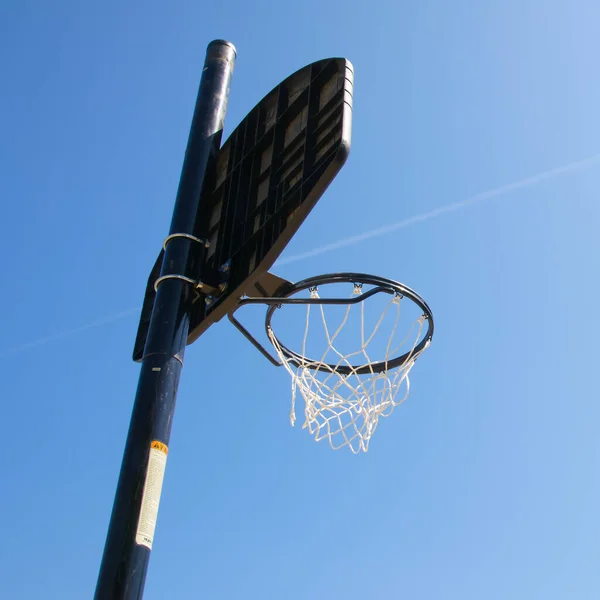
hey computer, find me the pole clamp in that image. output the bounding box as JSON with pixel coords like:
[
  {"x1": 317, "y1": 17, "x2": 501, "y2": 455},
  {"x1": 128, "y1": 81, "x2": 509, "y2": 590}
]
[{"x1": 153, "y1": 234, "x2": 211, "y2": 292}]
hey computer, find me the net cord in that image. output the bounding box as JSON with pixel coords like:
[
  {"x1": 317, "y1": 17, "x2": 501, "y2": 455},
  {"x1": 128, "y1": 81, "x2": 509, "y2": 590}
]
[{"x1": 268, "y1": 287, "x2": 428, "y2": 453}]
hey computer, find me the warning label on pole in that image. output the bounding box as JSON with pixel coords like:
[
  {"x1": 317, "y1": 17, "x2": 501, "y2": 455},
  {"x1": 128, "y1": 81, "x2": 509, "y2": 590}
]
[{"x1": 135, "y1": 441, "x2": 169, "y2": 550}]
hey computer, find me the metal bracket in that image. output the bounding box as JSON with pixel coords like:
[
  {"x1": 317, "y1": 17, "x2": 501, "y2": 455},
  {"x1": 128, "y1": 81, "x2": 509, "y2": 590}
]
[
  {"x1": 154, "y1": 274, "x2": 197, "y2": 290},
  {"x1": 162, "y1": 232, "x2": 210, "y2": 251},
  {"x1": 227, "y1": 284, "x2": 391, "y2": 368},
  {"x1": 224, "y1": 271, "x2": 293, "y2": 366},
  {"x1": 154, "y1": 233, "x2": 215, "y2": 292}
]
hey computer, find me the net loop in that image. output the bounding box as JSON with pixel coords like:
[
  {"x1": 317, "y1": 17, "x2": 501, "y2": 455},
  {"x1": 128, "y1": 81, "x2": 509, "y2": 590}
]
[{"x1": 268, "y1": 282, "x2": 431, "y2": 454}]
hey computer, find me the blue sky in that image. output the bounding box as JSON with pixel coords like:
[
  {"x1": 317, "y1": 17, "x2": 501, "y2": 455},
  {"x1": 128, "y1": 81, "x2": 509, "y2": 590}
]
[{"x1": 2, "y1": 1, "x2": 600, "y2": 598}]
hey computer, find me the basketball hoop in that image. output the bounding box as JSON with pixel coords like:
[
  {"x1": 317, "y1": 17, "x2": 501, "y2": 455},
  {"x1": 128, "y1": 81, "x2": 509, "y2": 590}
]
[{"x1": 229, "y1": 273, "x2": 434, "y2": 453}]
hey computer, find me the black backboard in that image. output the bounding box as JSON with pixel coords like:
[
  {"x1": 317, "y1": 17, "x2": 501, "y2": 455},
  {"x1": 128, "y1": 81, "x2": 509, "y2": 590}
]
[{"x1": 134, "y1": 57, "x2": 353, "y2": 360}]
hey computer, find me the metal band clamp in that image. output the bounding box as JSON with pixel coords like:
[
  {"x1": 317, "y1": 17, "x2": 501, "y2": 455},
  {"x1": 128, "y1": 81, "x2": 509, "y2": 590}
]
[{"x1": 153, "y1": 233, "x2": 210, "y2": 292}]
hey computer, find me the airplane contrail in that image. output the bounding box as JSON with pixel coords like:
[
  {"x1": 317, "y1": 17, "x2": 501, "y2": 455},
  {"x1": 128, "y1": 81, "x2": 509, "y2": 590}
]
[
  {"x1": 4, "y1": 152, "x2": 599, "y2": 358},
  {"x1": 0, "y1": 307, "x2": 140, "y2": 358},
  {"x1": 276, "y1": 152, "x2": 600, "y2": 266}
]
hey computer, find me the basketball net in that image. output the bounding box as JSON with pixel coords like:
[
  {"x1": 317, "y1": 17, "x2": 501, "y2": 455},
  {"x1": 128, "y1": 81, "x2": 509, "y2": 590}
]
[{"x1": 268, "y1": 285, "x2": 429, "y2": 453}]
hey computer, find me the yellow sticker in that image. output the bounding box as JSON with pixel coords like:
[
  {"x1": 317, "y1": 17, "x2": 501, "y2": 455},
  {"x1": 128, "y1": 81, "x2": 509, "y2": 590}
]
[
  {"x1": 135, "y1": 441, "x2": 169, "y2": 550},
  {"x1": 151, "y1": 441, "x2": 168, "y2": 455}
]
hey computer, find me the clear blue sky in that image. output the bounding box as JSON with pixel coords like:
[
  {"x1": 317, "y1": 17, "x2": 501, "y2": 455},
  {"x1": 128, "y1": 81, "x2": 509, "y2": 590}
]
[{"x1": 2, "y1": 1, "x2": 600, "y2": 598}]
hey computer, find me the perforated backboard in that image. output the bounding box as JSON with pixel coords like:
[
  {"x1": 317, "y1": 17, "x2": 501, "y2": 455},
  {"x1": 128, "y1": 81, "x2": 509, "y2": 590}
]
[{"x1": 134, "y1": 57, "x2": 353, "y2": 361}]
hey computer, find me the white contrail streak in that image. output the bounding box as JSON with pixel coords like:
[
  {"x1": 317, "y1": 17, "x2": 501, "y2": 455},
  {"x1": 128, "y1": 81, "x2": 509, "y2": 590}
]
[
  {"x1": 4, "y1": 153, "x2": 599, "y2": 358},
  {"x1": 276, "y1": 153, "x2": 600, "y2": 266},
  {"x1": 0, "y1": 307, "x2": 140, "y2": 358}
]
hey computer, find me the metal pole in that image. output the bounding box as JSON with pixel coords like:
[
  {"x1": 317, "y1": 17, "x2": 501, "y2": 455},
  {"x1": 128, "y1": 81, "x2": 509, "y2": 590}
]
[{"x1": 94, "y1": 40, "x2": 236, "y2": 600}]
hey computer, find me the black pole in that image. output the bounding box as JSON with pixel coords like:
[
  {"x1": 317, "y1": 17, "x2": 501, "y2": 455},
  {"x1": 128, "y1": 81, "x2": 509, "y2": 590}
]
[{"x1": 94, "y1": 40, "x2": 236, "y2": 600}]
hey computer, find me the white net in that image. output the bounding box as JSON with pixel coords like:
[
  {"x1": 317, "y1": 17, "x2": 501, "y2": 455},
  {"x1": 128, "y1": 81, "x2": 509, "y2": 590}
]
[{"x1": 268, "y1": 284, "x2": 430, "y2": 454}]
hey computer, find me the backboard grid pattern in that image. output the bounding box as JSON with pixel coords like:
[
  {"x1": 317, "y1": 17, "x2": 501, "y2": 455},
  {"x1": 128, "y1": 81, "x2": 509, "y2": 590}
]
[{"x1": 133, "y1": 58, "x2": 352, "y2": 360}]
